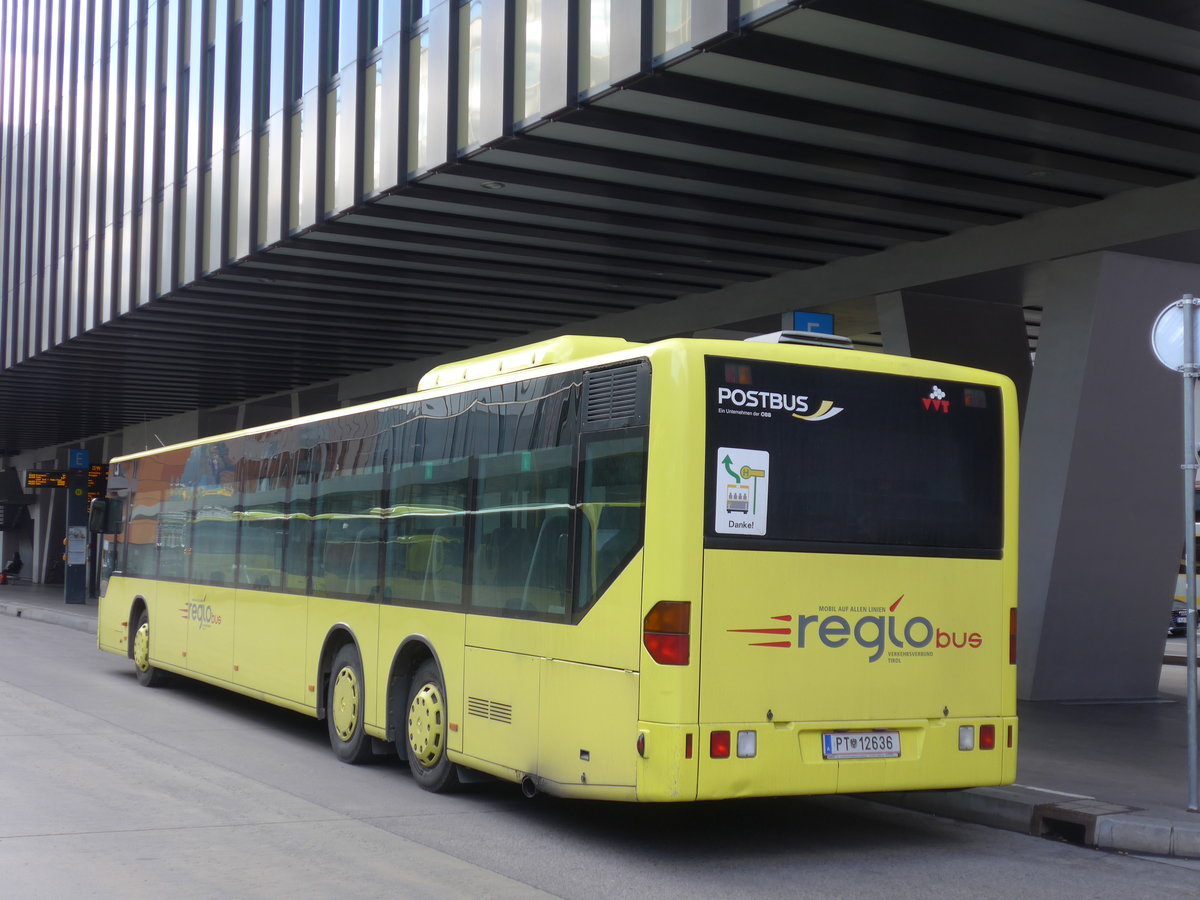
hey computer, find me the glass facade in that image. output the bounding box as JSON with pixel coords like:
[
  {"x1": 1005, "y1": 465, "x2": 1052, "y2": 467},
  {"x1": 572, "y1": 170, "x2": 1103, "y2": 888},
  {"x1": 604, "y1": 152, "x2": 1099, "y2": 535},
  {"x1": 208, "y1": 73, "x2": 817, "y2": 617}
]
[
  {"x1": 408, "y1": 28, "x2": 430, "y2": 171},
  {"x1": 653, "y1": 0, "x2": 690, "y2": 59},
  {"x1": 517, "y1": 0, "x2": 542, "y2": 121},
  {"x1": 0, "y1": 0, "x2": 732, "y2": 373},
  {"x1": 457, "y1": 0, "x2": 482, "y2": 150},
  {"x1": 580, "y1": 0, "x2": 611, "y2": 91}
]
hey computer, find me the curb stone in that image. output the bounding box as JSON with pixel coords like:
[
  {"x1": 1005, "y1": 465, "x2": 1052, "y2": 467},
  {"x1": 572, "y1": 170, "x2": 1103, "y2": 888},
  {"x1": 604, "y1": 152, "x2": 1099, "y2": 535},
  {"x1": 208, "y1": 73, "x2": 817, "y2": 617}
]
[{"x1": 0, "y1": 600, "x2": 96, "y2": 634}]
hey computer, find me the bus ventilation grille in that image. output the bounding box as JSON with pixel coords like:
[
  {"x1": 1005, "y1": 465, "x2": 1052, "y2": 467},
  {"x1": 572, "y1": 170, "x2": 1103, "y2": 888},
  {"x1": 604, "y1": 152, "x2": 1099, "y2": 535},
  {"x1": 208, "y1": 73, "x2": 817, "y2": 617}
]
[
  {"x1": 584, "y1": 364, "x2": 641, "y2": 425},
  {"x1": 468, "y1": 697, "x2": 513, "y2": 724}
]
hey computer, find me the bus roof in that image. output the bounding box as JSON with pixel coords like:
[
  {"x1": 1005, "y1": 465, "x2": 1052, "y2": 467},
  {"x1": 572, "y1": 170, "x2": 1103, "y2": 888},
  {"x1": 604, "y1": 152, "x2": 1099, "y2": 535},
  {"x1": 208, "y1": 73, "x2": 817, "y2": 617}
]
[
  {"x1": 417, "y1": 336, "x2": 639, "y2": 391},
  {"x1": 109, "y1": 333, "x2": 1012, "y2": 465}
]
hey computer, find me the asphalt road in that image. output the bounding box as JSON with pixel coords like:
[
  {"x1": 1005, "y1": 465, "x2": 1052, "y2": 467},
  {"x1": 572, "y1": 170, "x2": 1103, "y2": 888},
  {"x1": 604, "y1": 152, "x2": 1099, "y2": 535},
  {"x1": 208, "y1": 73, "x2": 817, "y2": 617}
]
[
  {"x1": 1166, "y1": 634, "x2": 1200, "y2": 657},
  {"x1": 2, "y1": 615, "x2": 1199, "y2": 899}
]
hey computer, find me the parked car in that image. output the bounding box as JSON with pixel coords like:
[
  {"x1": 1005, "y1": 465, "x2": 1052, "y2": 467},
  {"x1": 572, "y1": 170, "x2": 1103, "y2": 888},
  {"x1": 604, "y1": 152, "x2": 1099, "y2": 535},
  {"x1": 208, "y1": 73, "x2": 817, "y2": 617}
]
[{"x1": 1169, "y1": 602, "x2": 1193, "y2": 637}]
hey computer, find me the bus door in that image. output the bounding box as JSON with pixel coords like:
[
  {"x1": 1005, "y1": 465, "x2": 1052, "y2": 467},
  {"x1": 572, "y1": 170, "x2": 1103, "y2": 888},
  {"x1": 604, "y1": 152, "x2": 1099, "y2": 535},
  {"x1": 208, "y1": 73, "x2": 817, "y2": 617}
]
[
  {"x1": 134, "y1": 453, "x2": 192, "y2": 669},
  {"x1": 183, "y1": 581, "x2": 236, "y2": 680},
  {"x1": 233, "y1": 509, "x2": 309, "y2": 704},
  {"x1": 184, "y1": 490, "x2": 239, "y2": 681}
]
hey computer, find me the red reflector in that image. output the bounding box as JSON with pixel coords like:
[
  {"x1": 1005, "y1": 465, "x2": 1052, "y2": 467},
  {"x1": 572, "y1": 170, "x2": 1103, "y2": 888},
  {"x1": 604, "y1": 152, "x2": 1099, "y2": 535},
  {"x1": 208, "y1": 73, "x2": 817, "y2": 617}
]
[
  {"x1": 980, "y1": 724, "x2": 996, "y2": 750},
  {"x1": 1007, "y1": 725, "x2": 1013, "y2": 749},
  {"x1": 643, "y1": 601, "x2": 690, "y2": 665},
  {"x1": 685, "y1": 733, "x2": 693, "y2": 759},
  {"x1": 636, "y1": 733, "x2": 645, "y2": 758},
  {"x1": 710, "y1": 731, "x2": 731, "y2": 759},
  {"x1": 1009, "y1": 608, "x2": 1017, "y2": 665},
  {"x1": 643, "y1": 633, "x2": 689, "y2": 666}
]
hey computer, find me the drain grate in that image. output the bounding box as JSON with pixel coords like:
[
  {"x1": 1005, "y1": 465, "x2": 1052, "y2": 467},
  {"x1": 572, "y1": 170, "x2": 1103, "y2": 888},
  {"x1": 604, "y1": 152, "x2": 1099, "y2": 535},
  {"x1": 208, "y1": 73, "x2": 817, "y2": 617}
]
[{"x1": 1033, "y1": 800, "x2": 1140, "y2": 847}]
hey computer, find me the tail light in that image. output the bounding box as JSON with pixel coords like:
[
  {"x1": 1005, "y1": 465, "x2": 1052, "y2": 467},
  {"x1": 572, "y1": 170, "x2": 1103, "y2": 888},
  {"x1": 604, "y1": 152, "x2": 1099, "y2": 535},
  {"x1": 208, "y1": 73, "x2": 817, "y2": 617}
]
[
  {"x1": 1009, "y1": 608, "x2": 1017, "y2": 665},
  {"x1": 710, "y1": 730, "x2": 731, "y2": 758},
  {"x1": 643, "y1": 601, "x2": 690, "y2": 665},
  {"x1": 980, "y1": 724, "x2": 996, "y2": 750}
]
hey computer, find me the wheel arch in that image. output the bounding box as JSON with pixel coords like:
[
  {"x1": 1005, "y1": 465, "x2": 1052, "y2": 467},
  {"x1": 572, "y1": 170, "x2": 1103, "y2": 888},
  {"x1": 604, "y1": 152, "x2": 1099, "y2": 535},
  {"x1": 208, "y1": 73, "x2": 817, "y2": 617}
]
[
  {"x1": 127, "y1": 596, "x2": 149, "y2": 661},
  {"x1": 316, "y1": 625, "x2": 360, "y2": 721},
  {"x1": 385, "y1": 636, "x2": 443, "y2": 750}
]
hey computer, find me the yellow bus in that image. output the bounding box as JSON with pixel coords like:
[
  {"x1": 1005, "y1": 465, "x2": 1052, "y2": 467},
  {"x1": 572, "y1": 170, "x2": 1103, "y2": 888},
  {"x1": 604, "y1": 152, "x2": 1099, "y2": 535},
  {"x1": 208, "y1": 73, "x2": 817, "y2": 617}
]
[{"x1": 93, "y1": 333, "x2": 1018, "y2": 800}]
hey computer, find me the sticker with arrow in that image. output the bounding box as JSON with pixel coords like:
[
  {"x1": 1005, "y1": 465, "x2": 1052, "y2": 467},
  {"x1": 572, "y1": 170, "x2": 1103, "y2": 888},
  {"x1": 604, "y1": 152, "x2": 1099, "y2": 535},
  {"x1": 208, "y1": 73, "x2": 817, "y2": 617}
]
[{"x1": 715, "y1": 447, "x2": 770, "y2": 535}]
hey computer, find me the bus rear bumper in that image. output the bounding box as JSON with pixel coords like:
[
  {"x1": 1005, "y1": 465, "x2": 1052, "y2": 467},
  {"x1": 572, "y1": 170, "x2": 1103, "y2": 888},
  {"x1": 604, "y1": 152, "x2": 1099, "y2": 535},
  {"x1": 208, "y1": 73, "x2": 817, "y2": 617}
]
[{"x1": 635, "y1": 717, "x2": 1017, "y2": 802}]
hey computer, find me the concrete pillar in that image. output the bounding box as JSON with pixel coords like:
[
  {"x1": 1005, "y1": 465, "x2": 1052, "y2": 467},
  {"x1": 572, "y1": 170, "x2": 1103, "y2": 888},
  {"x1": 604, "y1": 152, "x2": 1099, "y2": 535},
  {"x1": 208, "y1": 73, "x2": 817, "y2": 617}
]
[
  {"x1": 1018, "y1": 252, "x2": 1197, "y2": 700},
  {"x1": 36, "y1": 488, "x2": 63, "y2": 584},
  {"x1": 877, "y1": 290, "x2": 1032, "y2": 423}
]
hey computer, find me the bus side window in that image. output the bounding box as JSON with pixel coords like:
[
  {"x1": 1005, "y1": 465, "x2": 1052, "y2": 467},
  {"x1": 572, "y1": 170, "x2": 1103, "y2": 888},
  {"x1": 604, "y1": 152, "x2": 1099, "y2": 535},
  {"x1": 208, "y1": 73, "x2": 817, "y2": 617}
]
[
  {"x1": 577, "y1": 432, "x2": 647, "y2": 611},
  {"x1": 471, "y1": 445, "x2": 573, "y2": 615},
  {"x1": 146, "y1": 448, "x2": 194, "y2": 581},
  {"x1": 311, "y1": 433, "x2": 385, "y2": 601},
  {"x1": 476, "y1": 524, "x2": 531, "y2": 607},
  {"x1": 594, "y1": 506, "x2": 641, "y2": 585},
  {"x1": 523, "y1": 511, "x2": 571, "y2": 614},
  {"x1": 423, "y1": 524, "x2": 465, "y2": 605},
  {"x1": 383, "y1": 450, "x2": 469, "y2": 607}
]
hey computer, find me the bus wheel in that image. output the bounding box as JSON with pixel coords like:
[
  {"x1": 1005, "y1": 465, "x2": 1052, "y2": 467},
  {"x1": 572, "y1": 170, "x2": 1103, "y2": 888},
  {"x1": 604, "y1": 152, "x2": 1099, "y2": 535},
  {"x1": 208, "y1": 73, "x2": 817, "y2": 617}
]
[
  {"x1": 327, "y1": 644, "x2": 373, "y2": 764},
  {"x1": 405, "y1": 660, "x2": 459, "y2": 792},
  {"x1": 132, "y1": 610, "x2": 169, "y2": 687}
]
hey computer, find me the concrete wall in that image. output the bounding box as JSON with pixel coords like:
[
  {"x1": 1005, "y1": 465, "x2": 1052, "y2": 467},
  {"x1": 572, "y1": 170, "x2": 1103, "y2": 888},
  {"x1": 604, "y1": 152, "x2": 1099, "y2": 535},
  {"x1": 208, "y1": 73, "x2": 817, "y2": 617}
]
[{"x1": 1018, "y1": 252, "x2": 1194, "y2": 700}]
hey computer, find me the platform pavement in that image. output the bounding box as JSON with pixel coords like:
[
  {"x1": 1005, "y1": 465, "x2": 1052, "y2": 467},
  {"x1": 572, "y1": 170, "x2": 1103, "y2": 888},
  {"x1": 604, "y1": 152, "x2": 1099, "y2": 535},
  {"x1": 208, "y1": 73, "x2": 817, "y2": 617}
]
[{"x1": 2, "y1": 580, "x2": 1198, "y2": 859}]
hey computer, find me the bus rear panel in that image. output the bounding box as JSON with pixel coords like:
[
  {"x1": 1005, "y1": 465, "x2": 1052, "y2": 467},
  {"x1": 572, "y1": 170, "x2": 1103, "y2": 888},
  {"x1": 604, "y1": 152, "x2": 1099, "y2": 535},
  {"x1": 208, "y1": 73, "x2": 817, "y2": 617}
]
[{"x1": 635, "y1": 347, "x2": 1017, "y2": 801}]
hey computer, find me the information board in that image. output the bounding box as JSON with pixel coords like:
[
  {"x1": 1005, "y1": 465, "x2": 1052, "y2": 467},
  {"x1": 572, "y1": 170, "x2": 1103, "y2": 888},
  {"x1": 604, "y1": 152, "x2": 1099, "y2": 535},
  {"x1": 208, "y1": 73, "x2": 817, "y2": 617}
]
[
  {"x1": 25, "y1": 470, "x2": 68, "y2": 488},
  {"x1": 25, "y1": 465, "x2": 108, "y2": 497}
]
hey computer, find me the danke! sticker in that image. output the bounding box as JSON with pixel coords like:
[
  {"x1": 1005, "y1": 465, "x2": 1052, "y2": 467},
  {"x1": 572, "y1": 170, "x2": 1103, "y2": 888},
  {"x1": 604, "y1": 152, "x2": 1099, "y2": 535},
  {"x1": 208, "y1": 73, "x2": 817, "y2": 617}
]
[{"x1": 715, "y1": 447, "x2": 769, "y2": 536}]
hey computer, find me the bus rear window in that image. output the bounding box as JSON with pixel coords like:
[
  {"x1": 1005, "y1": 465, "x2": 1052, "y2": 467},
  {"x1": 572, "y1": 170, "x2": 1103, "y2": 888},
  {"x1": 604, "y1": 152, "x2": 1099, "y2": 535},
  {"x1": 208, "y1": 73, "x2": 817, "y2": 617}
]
[{"x1": 704, "y1": 357, "x2": 1004, "y2": 557}]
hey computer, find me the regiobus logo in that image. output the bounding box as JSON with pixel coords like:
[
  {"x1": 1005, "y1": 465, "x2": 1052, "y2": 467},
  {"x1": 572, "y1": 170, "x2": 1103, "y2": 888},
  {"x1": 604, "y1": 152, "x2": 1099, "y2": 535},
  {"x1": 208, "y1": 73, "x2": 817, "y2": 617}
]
[
  {"x1": 728, "y1": 595, "x2": 982, "y2": 663},
  {"x1": 179, "y1": 601, "x2": 223, "y2": 630}
]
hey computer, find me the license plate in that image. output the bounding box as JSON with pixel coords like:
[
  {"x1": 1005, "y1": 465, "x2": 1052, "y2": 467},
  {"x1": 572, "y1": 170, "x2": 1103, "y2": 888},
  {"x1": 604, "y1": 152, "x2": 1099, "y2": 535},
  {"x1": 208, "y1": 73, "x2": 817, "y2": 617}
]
[{"x1": 822, "y1": 731, "x2": 901, "y2": 759}]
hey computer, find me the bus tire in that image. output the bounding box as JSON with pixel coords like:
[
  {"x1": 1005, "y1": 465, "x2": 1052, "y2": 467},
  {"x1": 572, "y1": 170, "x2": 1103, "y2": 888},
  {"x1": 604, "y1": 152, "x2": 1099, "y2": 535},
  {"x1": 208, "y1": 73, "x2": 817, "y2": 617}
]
[
  {"x1": 327, "y1": 644, "x2": 372, "y2": 764},
  {"x1": 132, "y1": 610, "x2": 169, "y2": 688},
  {"x1": 405, "y1": 659, "x2": 459, "y2": 792}
]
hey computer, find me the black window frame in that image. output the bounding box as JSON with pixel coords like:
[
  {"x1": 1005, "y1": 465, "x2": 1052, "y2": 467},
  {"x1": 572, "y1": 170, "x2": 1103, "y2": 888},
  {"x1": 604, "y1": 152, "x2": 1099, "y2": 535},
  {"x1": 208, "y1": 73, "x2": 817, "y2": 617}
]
[{"x1": 703, "y1": 355, "x2": 1005, "y2": 560}]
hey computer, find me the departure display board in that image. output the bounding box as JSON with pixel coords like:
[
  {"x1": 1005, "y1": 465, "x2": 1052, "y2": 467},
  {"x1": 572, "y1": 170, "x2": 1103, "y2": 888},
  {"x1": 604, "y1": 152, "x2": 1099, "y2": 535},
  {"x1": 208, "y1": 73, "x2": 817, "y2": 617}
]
[
  {"x1": 25, "y1": 465, "x2": 108, "y2": 496},
  {"x1": 25, "y1": 470, "x2": 68, "y2": 488}
]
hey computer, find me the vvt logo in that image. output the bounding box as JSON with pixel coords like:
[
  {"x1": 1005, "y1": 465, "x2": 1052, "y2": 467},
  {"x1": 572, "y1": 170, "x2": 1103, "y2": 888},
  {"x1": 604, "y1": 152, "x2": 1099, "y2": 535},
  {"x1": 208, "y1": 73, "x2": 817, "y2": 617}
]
[
  {"x1": 729, "y1": 595, "x2": 981, "y2": 663},
  {"x1": 922, "y1": 385, "x2": 950, "y2": 413}
]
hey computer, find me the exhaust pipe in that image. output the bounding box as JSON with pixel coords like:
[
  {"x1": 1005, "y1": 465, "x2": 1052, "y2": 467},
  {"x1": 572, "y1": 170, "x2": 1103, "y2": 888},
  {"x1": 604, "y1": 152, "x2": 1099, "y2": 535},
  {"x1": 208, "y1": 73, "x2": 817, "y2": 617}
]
[{"x1": 520, "y1": 776, "x2": 538, "y2": 799}]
